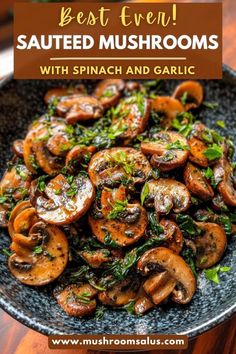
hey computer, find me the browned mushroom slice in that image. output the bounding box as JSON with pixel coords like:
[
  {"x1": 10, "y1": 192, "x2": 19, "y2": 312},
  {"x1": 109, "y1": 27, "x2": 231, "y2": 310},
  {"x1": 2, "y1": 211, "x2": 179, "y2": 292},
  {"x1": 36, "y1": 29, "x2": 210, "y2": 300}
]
[
  {"x1": 159, "y1": 219, "x2": 183, "y2": 254},
  {"x1": 134, "y1": 285, "x2": 154, "y2": 315},
  {"x1": 55, "y1": 283, "x2": 97, "y2": 317},
  {"x1": 88, "y1": 201, "x2": 148, "y2": 247},
  {"x1": 12, "y1": 221, "x2": 46, "y2": 249},
  {"x1": 80, "y1": 249, "x2": 111, "y2": 268},
  {"x1": 143, "y1": 272, "x2": 176, "y2": 305},
  {"x1": 143, "y1": 179, "x2": 191, "y2": 214},
  {"x1": 213, "y1": 157, "x2": 236, "y2": 206},
  {"x1": 137, "y1": 247, "x2": 196, "y2": 304},
  {"x1": 35, "y1": 174, "x2": 95, "y2": 225},
  {"x1": 12, "y1": 139, "x2": 24, "y2": 158},
  {"x1": 8, "y1": 201, "x2": 33, "y2": 238},
  {"x1": 94, "y1": 79, "x2": 125, "y2": 109},
  {"x1": 195, "y1": 222, "x2": 227, "y2": 269},
  {"x1": 172, "y1": 81, "x2": 204, "y2": 111},
  {"x1": 112, "y1": 96, "x2": 151, "y2": 143},
  {"x1": 125, "y1": 81, "x2": 143, "y2": 93},
  {"x1": 88, "y1": 147, "x2": 151, "y2": 187},
  {"x1": 33, "y1": 139, "x2": 64, "y2": 175},
  {"x1": 188, "y1": 137, "x2": 209, "y2": 167},
  {"x1": 151, "y1": 96, "x2": 184, "y2": 128},
  {"x1": 44, "y1": 86, "x2": 86, "y2": 105},
  {"x1": 98, "y1": 278, "x2": 138, "y2": 307},
  {"x1": 8, "y1": 223, "x2": 69, "y2": 286},
  {"x1": 141, "y1": 131, "x2": 189, "y2": 172},
  {"x1": 56, "y1": 95, "x2": 103, "y2": 124},
  {"x1": 65, "y1": 145, "x2": 96, "y2": 172},
  {"x1": 0, "y1": 164, "x2": 31, "y2": 201},
  {"x1": 184, "y1": 162, "x2": 214, "y2": 201},
  {"x1": 100, "y1": 185, "x2": 127, "y2": 218},
  {"x1": 0, "y1": 203, "x2": 11, "y2": 228},
  {"x1": 12, "y1": 207, "x2": 38, "y2": 238}
]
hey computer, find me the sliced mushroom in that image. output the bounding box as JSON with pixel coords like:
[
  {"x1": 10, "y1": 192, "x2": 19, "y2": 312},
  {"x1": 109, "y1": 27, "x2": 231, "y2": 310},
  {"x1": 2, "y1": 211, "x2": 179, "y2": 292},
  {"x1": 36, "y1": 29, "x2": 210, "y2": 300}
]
[
  {"x1": 8, "y1": 223, "x2": 69, "y2": 286},
  {"x1": 159, "y1": 219, "x2": 183, "y2": 254},
  {"x1": 55, "y1": 283, "x2": 97, "y2": 317},
  {"x1": 213, "y1": 157, "x2": 236, "y2": 206},
  {"x1": 12, "y1": 139, "x2": 24, "y2": 158},
  {"x1": 112, "y1": 96, "x2": 151, "y2": 143},
  {"x1": 141, "y1": 131, "x2": 189, "y2": 172},
  {"x1": 88, "y1": 147, "x2": 151, "y2": 187},
  {"x1": 172, "y1": 81, "x2": 204, "y2": 111},
  {"x1": 8, "y1": 201, "x2": 33, "y2": 238},
  {"x1": 137, "y1": 247, "x2": 196, "y2": 304},
  {"x1": 134, "y1": 286, "x2": 154, "y2": 315},
  {"x1": 35, "y1": 174, "x2": 95, "y2": 225},
  {"x1": 56, "y1": 95, "x2": 103, "y2": 124},
  {"x1": 33, "y1": 139, "x2": 64, "y2": 175},
  {"x1": 94, "y1": 79, "x2": 125, "y2": 109},
  {"x1": 151, "y1": 96, "x2": 184, "y2": 128},
  {"x1": 44, "y1": 86, "x2": 86, "y2": 105},
  {"x1": 100, "y1": 185, "x2": 127, "y2": 217},
  {"x1": 143, "y1": 179, "x2": 191, "y2": 214},
  {"x1": 188, "y1": 137, "x2": 209, "y2": 167},
  {"x1": 194, "y1": 222, "x2": 227, "y2": 269},
  {"x1": 65, "y1": 145, "x2": 96, "y2": 172},
  {"x1": 0, "y1": 203, "x2": 11, "y2": 228},
  {"x1": 0, "y1": 164, "x2": 31, "y2": 201},
  {"x1": 80, "y1": 249, "x2": 111, "y2": 268},
  {"x1": 184, "y1": 162, "x2": 214, "y2": 201},
  {"x1": 88, "y1": 201, "x2": 148, "y2": 247},
  {"x1": 98, "y1": 278, "x2": 138, "y2": 307},
  {"x1": 143, "y1": 272, "x2": 176, "y2": 305},
  {"x1": 125, "y1": 81, "x2": 143, "y2": 93}
]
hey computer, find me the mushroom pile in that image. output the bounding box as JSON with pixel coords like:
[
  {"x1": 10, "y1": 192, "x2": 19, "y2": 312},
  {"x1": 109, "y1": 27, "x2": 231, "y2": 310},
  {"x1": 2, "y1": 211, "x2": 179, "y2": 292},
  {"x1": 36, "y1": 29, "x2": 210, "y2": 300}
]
[{"x1": 0, "y1": 79, "x2": 235, "y2": 318}]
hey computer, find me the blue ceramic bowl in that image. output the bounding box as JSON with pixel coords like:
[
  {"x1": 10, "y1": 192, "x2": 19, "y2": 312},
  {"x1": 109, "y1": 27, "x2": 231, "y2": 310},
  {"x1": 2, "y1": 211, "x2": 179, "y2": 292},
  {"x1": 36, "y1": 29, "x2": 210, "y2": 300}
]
[{"x1": 0, "y1": 66, "x2": 235, "y2": 337}]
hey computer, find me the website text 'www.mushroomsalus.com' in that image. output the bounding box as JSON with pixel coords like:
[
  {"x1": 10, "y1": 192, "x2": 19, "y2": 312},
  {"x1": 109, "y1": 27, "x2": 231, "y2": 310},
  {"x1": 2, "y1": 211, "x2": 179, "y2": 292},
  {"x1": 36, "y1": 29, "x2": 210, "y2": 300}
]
[{"x1": 48, "y1": 334, "x2": 188, "y2": 350}]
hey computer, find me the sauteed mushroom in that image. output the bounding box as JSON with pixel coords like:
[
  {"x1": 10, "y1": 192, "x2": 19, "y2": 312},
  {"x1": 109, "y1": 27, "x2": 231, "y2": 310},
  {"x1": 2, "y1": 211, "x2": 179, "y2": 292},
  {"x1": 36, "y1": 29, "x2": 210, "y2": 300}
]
[
  {"x1": 9, "y1": 223, "x2": 69, "y2": 286},
  {"x1": 66, "y1": 145, "x2": 96, "y2": 172},
  {"x1": 143, "y1": 179, "x2": 191, "y2": 214},
  {"x1": 151, "y1": 96, "x2": 184, "y2": 127},
  {"x1": 98, "y1": 278, "x2": 138, "y2": 307},
  {"x1": 112, "y1": 96, "x2": 151, "y2": 143},
  {"x1": 94, "y1": 79, "x2": 125, "y2": 109},
  {"x1": 44, "y1": 86, "x2": 85, "y2": 105},
  {"x1": 141, "y1": 131, "x2": 189, "y2": 171},
  {"x1": 137, "y1": 247, "x2": 196, "y2": 304},
  {"x1": 35, "y1": 174, "x2": 95, "y2": 225},
  {"x1": 88, "y1": 147, "x2": 151, "y2": 187},
  {"x1": 57, "y1": 95, "x2": 103, "y2": 124},
  {"x1": 172, "y1": 81, "x2": 204, "y2": 111},
  {"x1": 55, "y1": 283, "x2": 97, "y2": 317},
  {"x1": 188, "y1": 137, "x2": 209, "y2": 167},
  {"x1": 184, "y1": 162, "x2": 214, "y2": 201},
  {"x1": 214, "y1": 157, "x2": 236, "y2": 206},
  {"x1": 8, "y1": 201, "x2": 33, "y2": 238},
  {"x1": 80, "y1": 249, "x2": 111, "y2": 268},
  {"x1": 143, "y1": 272, "x2": 176, "y2": 305},
  {"x1": 0, "y1": 164, "x2": 31, "y2": 201},
  {"x1": 194, "y1": 222, "x2": 227, "y2": 269},
  {"x1": 134, "y1": 286, "x2": 154, "y2": 315},
  {"x1": 159, "y1": 219, "x2": 183, "y2": 254}
]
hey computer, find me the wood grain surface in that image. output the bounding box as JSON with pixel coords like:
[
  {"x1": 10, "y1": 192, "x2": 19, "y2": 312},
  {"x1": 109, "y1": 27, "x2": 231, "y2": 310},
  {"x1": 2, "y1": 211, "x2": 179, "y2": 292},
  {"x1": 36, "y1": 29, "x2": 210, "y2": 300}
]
[{"x1": 0, "y1": 0, "x2": 236, "y2": 353}]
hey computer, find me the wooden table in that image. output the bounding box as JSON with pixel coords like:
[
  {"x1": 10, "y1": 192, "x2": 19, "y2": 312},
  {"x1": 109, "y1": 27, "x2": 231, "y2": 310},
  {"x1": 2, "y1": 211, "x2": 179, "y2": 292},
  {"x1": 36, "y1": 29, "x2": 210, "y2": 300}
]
[{"x1": 1, "y1": 0, "x2": 236, "y2": 353}]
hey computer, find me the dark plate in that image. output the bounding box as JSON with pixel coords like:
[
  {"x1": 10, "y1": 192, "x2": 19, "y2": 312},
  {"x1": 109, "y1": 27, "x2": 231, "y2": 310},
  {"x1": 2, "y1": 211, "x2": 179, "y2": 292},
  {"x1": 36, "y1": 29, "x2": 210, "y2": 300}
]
[{"x1": 0, "y1": 66, "x2": 236, "y2": 337}]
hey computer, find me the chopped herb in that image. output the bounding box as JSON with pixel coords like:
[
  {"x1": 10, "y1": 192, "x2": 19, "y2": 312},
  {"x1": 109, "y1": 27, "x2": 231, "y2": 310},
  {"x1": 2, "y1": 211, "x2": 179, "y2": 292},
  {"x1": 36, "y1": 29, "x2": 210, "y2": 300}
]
[
  {"x1": 107, "y1": 199, "x2": 128, "y2": 220},
  {"x1": 66, "y1": 183, "x2": 78, "y2": 197},
  {"x1": 29, "y1": 155, "x2": 39, "y2": 170},
  {"x1": 102, "y1": 89, "x2": 114, "y2": 98},
  {"x1": 202, "y1": 101, "x2": 219, "y2": 109},
  {"x1": 95, "y1": 305, "x2": 105, "y2": 319},
  {"x1": 141, "y1": 182, "x2": 149, "y2": 205},
  {"x1": 181, "y1": 247, "x2": 197, "y2": 277},
  {"x1": 203, "y1": 144, "x2": 223, "y2": 161},
  {"x1": 104, "y1": 231, "x2": 120, "y2": 248},
  {"x1": 166, "y1": 140, "x2": 189, "y2": 151},
  {"x1": 204, "y1": 167, "x2": 214, "y2": 179},
  {"x1": 15, "y1": 165, "x2": 28, "y2": 181},
  {"x1": 204, "y1": 265, "x2": 231, "y2": 284},
  {"x1": 216, "y1": 120, "x2": 225, "y2": 129},
  {"x1": 180, "y1": 91, "x2": 188, "y2": 105},
  {"x1": 176, "y1": 214, "x2": 201, "y2": 238},
  {"x1": 1, "y1": 248, "x2": 12, "y2": 257},
  {"x1": 0, "y1": 196, "x2": 8, "y2": 204},
  {"x1": 33, "y1": 245, "x2": 43, "y2": 254},
  {"x1": 123, "y1": 300, "x2": 136, "y2": 315},
  {"x1": 76, "y1": 292, "x2": 91, "y2": 304}
]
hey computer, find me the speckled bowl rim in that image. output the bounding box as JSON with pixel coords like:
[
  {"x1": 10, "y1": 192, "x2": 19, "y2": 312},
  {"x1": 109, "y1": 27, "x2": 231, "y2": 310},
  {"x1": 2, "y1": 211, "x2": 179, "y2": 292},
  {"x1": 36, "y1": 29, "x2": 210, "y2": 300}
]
[{"x1": 0, "y1": 65, "x2": 236, "y2": 338}]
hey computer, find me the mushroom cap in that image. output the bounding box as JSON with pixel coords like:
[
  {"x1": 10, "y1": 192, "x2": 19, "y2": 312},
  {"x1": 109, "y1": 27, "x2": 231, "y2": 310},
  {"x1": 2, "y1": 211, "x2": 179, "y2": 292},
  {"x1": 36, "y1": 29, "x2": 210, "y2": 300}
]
[
  {"x1": 172, "y1": 80, "x2": 204, "y2": 111},
  {"x1": 88, "y1": 147, "x2": 151, "y2": 187},
  {"x1": 195, "y1": 222, "x2": 227, "y2": 269},
  {"x1": 55, "y1": 283, "x2": 97, "y2": 317},
  {"x1": 141, "y1": 131, "x2": 189, "y2": 172},
  {"x1": 8, "y1": 201, "x2": 34, "y2": 238},
  {"x1": 44, "y1": 86, "x2": 85, "y2": 105},
  {"x1": 159, "y1": 219, "x2": 183, "y2": 254},
  {"x1": 35, "y1": 174, "x2": 95, "y2": 225},
  {"x1": 151, "y1": 96, "x2": 184, "y2": 127},
  {"x1": 12, "y1": 139, "x2": 24, "y2": 158},
  {"x1": 184, "y1": 162, "x2": 214, "y2": 201},
  {"x1": 8, "y1": 224, "x2": 69, "y2": 286},
  {"x1": 137, "y1": 247, "x2": 196, "y2": 304},
  {"x1": 56, "y1": 95, "x2": 104, "y2": 124},
  {"x1": 143, "y1": 179, "x2": 191, "y2": 214},
  {"x1": 94, "y1": 79, "x2": 125, "y2": 109},
  {"x1": 214, "y1": 157, "x2": 236, "y2": 206},
  {"x1": 112, "y1": 97, "x2": 151, "y2": 143}
]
